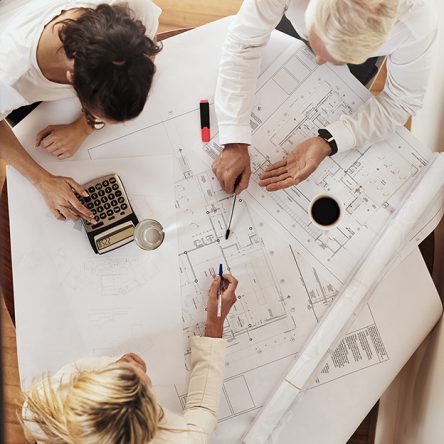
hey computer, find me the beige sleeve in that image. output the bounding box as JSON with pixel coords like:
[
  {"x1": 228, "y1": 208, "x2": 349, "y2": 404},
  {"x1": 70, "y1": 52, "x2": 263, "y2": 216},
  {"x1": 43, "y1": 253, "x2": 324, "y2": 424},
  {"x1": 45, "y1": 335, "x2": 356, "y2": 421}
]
[{"x1": 182, "y1": 336, "x2": 226, "y2": 441}]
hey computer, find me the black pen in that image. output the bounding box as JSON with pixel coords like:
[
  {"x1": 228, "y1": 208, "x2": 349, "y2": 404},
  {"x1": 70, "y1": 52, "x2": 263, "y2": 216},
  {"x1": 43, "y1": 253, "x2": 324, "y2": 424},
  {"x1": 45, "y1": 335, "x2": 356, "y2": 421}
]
[{"x1": 225, "y1": 174, "x2": 242, "y2": 240}]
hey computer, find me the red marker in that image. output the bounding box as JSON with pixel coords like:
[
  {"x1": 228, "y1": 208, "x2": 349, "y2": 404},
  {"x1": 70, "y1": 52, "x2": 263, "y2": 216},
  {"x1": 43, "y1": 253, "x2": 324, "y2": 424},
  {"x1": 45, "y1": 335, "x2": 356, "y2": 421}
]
[{"x1": 200, "y1": 99, "x2": 210, "y2": 142}]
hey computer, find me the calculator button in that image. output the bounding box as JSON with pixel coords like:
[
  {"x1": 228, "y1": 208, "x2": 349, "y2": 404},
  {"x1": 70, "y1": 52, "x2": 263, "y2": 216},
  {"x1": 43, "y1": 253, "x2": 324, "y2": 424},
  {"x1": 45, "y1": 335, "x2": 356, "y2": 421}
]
[
  {"x1": 111, "y1": 200, "x2": 117, "y2": 206},
  {"x1": 98, "y1": 190, "x2": 105, "y2": 197},
  {"x1": 121, "y1": 203, "x2": 128, "y2": 210},
  {"x1": 105, "y1": 187, "x2": 112, "y2": 193},
  {"x1": 108, "y1": 194, "x2": 114, "y2": 201},
  {"x1": 97, "y1": 206, "x2": 103, "y2": 212},
  {"x1": 103, "y1": 180, "x2": 109, "y2": 187},
  {"x1": 87, "y1": 203, "x2": 94, "y2": 209},
  {"x1": 109, "y1": 177, "x2": 116, "y2": 184},
  {"x1": 92, "y1": 209, "x2": 97, "y2": 215},
  {"x1": 107, "y1": 210, "x2": 114, "y2": 217},
  {"x1": 88, "y1": 186, "x2": 95, "y2": 194},
  {"x1": 115, "y1": 190, "x2": 122, "y2": 197},
  {"x1": 104, "y1": 203, "x2": 111, "y2": 210},
  {"x1": 94, "y1": 215, "x2": 100, "y2": 222},
  {"x1": 91, "y1": 192, "x2": 98, "y2": 200},
  {"x1": 84, "y1": 196, "x2": 91, "y2": 203},
  {"x1": 94, "y1": 199, "x2": 101, "y2": 206},
  {"x1": 117, "y1": 197, "x2": 124, "y2": 204},
  {"x1": 101, "y1": 197, "x2": 108, "y2": 203},
  {"x1": 95, "y1": 183, "x2": 102, "y2": 190},
  {"x1": 109, "y1": 216, "x2": 115, "y2": 221},
  {"x1": 113, "y1": 206, "x2": 120, "y2": 213},
  {"x1": 100, "y1": 213, "x2": 106, "y2": 220},
  {"x1": 112, "y1": 183, "x2": 119, "y2": 190}
]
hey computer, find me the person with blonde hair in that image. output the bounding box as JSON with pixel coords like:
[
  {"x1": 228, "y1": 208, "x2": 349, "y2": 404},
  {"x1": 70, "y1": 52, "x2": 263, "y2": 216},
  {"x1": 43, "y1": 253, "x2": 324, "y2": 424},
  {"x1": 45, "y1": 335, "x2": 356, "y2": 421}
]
[
  {"x1": 20, "y1": 274, "x2": 238, "y2": 444},
  {"x1": 212, "y1": 0, "x2": 437, "y2": 193}
]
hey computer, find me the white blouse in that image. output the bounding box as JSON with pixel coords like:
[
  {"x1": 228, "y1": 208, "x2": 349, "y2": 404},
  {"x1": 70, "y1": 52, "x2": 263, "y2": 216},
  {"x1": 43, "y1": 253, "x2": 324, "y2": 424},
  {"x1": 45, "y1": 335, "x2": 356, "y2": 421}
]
[{"x1": 0, "y1": 0, "x2": 161, "y2": 120}]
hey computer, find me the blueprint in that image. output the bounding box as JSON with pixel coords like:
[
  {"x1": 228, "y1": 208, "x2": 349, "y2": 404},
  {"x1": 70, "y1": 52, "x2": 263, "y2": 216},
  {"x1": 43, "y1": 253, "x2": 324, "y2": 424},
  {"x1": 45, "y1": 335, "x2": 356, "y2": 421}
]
[
  {"x1": 201, "y1": 43, "x2": 440, "y2": 287},
  {"x1": 80, "y1": 38, "x2": 439, "y2": 444}
]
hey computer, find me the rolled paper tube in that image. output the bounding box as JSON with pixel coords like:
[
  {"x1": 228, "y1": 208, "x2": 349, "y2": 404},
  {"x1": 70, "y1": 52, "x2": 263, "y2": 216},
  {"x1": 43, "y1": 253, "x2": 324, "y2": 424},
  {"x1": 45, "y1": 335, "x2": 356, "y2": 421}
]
[{"x1": 244, "y1": 153, "x2": 444, "y2": 444}]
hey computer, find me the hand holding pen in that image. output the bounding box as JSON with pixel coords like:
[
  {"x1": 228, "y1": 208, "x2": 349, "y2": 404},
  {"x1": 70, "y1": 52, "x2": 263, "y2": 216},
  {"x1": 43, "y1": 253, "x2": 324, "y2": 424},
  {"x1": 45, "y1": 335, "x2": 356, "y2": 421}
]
[{"x1": 205, "y1": 273, "x2": 238, "y2": 338}]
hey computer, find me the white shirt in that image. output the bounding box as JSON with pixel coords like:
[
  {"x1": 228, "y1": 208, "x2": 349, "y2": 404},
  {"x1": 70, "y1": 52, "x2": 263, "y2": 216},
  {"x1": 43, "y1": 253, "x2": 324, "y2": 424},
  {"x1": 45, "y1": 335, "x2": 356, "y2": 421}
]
[
  {"x1": 215, "y1": 0, "x2": 437, "y2": 152},
  {"x1": 0, "y1": 0, "x2": 161, "y2": 121}
]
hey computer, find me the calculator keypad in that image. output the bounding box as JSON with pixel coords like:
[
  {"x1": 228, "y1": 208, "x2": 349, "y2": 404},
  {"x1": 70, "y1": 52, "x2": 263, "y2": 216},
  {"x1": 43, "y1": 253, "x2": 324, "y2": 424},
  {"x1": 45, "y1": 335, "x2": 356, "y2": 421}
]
[{"x1": 76, "y1": 174, "x2": 133, "y2": 232}]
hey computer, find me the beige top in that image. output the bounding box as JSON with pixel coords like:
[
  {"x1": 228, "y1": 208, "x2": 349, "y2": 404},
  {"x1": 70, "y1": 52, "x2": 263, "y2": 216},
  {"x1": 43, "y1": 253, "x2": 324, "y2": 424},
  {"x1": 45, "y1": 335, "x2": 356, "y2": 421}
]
[{"x1": 23, "y1": 336, "x2": 227, "y2": 444}]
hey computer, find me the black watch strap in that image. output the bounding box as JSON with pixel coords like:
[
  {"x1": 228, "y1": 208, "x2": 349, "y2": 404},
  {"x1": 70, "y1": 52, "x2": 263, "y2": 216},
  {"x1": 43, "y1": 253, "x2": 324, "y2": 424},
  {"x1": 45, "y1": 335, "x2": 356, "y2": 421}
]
[{"x1": 317, "y1": 128, "x2": 338, "y2": 156}]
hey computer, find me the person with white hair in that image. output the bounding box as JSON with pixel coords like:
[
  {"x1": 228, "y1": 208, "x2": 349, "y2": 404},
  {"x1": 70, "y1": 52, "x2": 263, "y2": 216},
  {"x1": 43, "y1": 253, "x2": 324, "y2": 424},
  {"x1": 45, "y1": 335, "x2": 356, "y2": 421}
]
[{"x1": 212, "y1": 0, "x2": 437, "y2": 193}]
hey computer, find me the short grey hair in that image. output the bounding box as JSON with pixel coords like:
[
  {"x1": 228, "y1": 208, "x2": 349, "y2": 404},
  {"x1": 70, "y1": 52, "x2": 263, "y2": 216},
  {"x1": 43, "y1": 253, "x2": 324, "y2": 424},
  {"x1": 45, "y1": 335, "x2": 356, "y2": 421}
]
[{"x1": 305, "y1": 0, "x2": 398, "y2": 64}]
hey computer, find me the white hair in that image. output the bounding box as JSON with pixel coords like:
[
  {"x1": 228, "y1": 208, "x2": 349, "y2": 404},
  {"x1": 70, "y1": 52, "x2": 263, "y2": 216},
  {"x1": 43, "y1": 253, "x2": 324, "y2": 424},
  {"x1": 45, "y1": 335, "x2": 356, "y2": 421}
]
[{"x1": 305, "y1": 0, "x2": 399, "y2": 64}]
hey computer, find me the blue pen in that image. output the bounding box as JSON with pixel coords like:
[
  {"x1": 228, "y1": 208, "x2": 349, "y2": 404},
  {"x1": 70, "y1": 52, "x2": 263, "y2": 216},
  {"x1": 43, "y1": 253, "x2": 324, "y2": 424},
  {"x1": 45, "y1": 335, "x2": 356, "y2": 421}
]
[{"x1": 217, "y1": 263, "x2": 223, "y2": 317}]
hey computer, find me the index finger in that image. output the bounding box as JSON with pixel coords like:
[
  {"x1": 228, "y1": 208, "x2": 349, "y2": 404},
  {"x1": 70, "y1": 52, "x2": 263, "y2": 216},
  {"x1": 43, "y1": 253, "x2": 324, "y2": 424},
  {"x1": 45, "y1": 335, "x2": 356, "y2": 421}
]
[
  {"x1": 264, "y1": 158, "x2": 287, "y2": 173},
  {"x1": 35, "y1": 126, "x2": 53, "y2": 146}
]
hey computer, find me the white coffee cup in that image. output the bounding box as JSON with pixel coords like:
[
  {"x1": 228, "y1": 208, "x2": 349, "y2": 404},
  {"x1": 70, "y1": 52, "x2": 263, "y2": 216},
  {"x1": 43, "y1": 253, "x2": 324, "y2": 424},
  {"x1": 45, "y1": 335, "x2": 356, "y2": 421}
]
[{"x1": 308, "y1": 193, "x2": 343, "y2": 230}]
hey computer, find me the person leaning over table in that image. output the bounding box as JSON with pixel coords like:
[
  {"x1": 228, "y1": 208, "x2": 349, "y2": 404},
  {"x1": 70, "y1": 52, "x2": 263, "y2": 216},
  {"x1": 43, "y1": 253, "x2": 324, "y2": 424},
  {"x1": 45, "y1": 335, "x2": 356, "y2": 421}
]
[
  {"x1": 20, "y1": 274, "x2": 238, "y2": 444},
  {"x1": 0, "y1": 0, "x2": 161, "y2": 222},
  {"x1": 212, "y1": 0, "x2": 437, "y2": 193}
]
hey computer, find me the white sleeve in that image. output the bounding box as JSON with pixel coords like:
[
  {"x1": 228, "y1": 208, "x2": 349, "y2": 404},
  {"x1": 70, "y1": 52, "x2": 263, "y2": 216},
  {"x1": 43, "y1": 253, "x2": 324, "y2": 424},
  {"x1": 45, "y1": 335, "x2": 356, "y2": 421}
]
[
  {"x1": 0, "y1": 80, "x2": 28, "y2": 121},
  {"x1": 215, "y1": 0, "x2": 289, "y2": 146},
  {"x1": 125, "y1": 0, "x2": 161, "y2": 39},
  {"x1": 326, "y1": 29, "x2": 437, "y2": 152}
]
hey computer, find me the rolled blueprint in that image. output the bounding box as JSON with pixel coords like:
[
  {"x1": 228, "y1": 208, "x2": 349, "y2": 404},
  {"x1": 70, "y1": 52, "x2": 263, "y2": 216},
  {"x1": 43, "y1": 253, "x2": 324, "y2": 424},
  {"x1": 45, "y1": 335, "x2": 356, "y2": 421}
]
[{"x1": 243, "y1": 152, "x2": 444, "y2": 444}]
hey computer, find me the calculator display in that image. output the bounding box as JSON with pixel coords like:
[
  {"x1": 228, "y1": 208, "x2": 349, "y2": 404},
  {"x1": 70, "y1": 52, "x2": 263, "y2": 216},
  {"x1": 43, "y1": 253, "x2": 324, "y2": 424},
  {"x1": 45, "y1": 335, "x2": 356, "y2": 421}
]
[{"x1": 96, "y1": 226, "x2": 134, "y2": 251}]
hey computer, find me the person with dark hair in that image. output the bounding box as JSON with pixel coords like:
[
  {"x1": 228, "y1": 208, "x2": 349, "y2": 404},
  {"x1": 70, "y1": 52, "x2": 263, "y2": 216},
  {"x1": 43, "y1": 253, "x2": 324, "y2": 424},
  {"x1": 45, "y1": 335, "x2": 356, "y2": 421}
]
[{"x1": 0, "y1": 1, "x2": 161, "y2": 221}]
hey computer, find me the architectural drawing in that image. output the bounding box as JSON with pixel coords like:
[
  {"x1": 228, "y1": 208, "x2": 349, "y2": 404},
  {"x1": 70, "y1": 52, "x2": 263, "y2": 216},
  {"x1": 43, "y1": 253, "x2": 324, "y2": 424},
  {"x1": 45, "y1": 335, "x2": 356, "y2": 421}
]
[
  {"x1": 172, "y1": 147, "x2": 390, "y2": 443},
  {"x1": 78, "y1": 39, "x2": 437, "y2": 443},
  {"x1": 201, "y1": 44, "x2": 433, "y2": 286}
]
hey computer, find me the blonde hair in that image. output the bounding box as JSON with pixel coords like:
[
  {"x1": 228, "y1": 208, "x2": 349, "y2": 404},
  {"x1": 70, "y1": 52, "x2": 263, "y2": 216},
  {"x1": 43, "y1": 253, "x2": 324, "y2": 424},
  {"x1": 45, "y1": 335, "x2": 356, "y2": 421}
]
[
  {"x1": 306, "y1": 0, "x2": 399, "y2": 64},
  {"x1": 21, "y1": 363, "x2": 163, "y2": 444}
]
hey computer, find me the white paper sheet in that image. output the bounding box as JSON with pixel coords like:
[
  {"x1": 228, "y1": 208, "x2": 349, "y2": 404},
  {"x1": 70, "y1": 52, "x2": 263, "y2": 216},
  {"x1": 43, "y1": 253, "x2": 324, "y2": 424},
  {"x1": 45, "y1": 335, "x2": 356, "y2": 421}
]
[{"x1": 7, "y1": 156, "x2": 184, "y2": 387}]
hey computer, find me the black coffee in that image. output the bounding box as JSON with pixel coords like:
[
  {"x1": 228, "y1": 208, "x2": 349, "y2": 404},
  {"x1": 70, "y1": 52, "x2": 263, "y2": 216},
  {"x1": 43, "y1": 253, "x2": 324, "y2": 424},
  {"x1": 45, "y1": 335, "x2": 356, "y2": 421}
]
[{"x1": 310, "y1": 196, "x2": 341, "y2": 227}]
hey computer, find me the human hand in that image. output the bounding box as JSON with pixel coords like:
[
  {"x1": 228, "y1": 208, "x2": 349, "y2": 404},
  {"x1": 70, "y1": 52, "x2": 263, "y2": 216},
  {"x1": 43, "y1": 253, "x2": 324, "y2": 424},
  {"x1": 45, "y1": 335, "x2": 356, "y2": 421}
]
[
  {"x1": 35, "y1": 174, "x2": 95, "y2": 222},
  {"x1": 212, "y1": 143, "x2": 251, "y2": 194},
  {"x1": 35, "y1": 116, "x2": 92, "y2": 160},
  {"x1": 259, "y1": 137, "x2": 331, "y2": 191},
  {"x1": 205, "y1": 274, "x2": 238, "y2": 338}
]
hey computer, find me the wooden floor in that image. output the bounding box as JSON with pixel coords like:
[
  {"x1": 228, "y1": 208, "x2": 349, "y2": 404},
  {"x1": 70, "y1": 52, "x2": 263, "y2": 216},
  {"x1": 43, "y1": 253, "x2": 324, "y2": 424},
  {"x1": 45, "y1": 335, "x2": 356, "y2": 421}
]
[{"x1": 1, "y1": 1, "x2": 387, "y2": 442}]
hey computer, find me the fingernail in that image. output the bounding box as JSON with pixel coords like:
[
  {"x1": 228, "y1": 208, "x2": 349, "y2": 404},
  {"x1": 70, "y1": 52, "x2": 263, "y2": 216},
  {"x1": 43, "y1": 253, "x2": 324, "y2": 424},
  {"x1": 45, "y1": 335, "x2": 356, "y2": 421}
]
[{"x1": 82, "y1": 191, "x2": 89, "y2": 197}]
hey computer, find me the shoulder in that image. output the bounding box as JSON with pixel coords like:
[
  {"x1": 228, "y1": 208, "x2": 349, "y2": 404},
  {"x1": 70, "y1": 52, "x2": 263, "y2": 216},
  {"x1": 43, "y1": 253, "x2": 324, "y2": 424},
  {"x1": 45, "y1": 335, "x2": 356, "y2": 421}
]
[
  {"x1": 116, "y1": 0, "x2": 162, "y2": 38},
  {"x1": 394, "y1": 0, "x2": 437, "y2": 41}
]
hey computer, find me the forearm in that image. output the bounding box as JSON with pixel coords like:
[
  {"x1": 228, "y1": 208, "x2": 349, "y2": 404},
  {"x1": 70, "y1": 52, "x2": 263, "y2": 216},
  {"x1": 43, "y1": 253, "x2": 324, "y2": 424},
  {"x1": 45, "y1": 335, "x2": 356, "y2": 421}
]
[
  {"x1": 215, "y1": 0, "x2": 288, "y2": 146},
  {"x1": 183, "y1": 336, "x2": 226, "y2": 434},
  {"x1": 0, "y1": 119, "x2": 50, "y2": 186}
]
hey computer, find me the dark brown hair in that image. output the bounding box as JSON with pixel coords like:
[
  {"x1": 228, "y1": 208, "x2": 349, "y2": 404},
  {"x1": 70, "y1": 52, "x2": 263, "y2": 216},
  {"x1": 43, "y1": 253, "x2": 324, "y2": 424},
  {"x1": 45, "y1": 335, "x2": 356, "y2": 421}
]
[{"x1": 59, "y1": 4, "x2": 162, "y2": 121}]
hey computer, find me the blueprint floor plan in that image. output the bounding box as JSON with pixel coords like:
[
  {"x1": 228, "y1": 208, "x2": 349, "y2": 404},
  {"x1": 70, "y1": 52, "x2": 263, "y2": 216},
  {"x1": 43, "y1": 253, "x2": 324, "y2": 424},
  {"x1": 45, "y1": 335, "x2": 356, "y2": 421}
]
[{"x1": 81, "y1": 38, "x2": 440, "y2": 443}]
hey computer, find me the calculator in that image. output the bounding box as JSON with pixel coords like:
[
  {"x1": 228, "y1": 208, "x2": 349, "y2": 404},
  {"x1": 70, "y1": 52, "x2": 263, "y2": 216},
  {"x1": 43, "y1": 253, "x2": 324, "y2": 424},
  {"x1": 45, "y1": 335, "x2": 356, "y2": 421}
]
[{"x1": 76, "y1": 174, "x2": 139, "y2": 254}]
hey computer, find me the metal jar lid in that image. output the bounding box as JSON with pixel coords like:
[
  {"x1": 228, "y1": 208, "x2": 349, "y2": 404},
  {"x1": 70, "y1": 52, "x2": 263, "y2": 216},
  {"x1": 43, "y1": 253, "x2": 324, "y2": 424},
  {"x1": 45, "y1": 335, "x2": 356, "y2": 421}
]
[{"x1": 134, "y1": 219, "x2": 165, "y2": 251}]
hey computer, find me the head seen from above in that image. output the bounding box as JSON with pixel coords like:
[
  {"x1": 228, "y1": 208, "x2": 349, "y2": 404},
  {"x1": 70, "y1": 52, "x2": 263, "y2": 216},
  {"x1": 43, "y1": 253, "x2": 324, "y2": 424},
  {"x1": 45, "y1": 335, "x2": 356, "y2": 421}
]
[
  {"x1": 60, "y1": 4, "x2": 162, "y2": 123},
  {"x1": 22, "y1": 355, "x2": 162, "y2": 444},
  {"x1": 305, "y1": 0, "x2": 398, "y2": 65}
]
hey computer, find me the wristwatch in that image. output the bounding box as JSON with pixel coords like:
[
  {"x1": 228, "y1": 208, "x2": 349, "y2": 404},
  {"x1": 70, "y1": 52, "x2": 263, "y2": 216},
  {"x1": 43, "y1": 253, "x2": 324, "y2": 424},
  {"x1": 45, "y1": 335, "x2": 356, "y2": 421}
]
[{"x1": 317, "y1": 128, "x2": 338, "y2": 156}]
